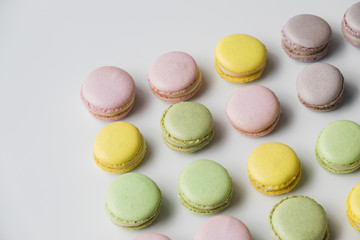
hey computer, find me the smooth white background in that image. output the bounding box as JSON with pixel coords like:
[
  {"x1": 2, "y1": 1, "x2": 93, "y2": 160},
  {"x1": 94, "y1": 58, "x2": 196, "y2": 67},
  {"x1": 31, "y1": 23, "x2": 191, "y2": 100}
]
[{"x1": 0, "y1": 0, "x2": 359, "y2": 239}]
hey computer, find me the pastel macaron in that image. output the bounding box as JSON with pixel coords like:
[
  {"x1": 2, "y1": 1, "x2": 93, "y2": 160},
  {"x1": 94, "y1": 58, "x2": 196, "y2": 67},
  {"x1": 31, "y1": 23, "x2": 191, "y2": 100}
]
[
  {"x1": 194, "y1": 215, "x2": 252, "y2": 240},
  {"x1": 315, "y1": 120, "x2": 360, "y2": 174},
  {"x1": 134, "y1": 233, "x2": 171, "y2": 240},
  {"x1": 178, "y1": 159, "x2": 232, "y2": 214},
  {"x1": 247, "y1": 142, "x2": 301, "y2": 195},
  {"x1": 105, "y1": 173, "x2": 161, "y2": 230},
  {"x1": 93, "y1": 122, "x2": 146, "y2": 173},
  {"x1": 296, "y1": 63, "x2": 344, "y2": 111},
  {"x1": 160, "y1": 102, "x2": 214, "y2": 153},
  {"x1": 148, "y1": 51, "x2": 202, "y2": 102},
  {"x1": 342, "y1": 2, "x2": 360, "y2": 47},
  {"x1": 215, "y1": 34, "x2": 267, "y2": 83},
  {"x1": 346, "y1": 183, "x2": 360, "y2": 232},
  {"x1": 269, "y1": 195, "x2": 329, "y2": 240},
  {"x1": 81, "y1": 66, "x2": 135, "y2": 120},
  {"x1": 226, "y1": 85, "x2": 280, "y2": 137},
  {"x1": 281, "y1": 14, "x2": 332, "y2": 61}
]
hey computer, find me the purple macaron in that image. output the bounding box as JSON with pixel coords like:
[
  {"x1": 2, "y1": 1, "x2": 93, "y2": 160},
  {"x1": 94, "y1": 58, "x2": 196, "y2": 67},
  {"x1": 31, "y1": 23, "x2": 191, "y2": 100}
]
[
  {"x1": 281, "y1": 14, "x2": 332, "y2": 62},
  {"x1": 342, "y1": 2, "x2": 360, "y2": 47}
]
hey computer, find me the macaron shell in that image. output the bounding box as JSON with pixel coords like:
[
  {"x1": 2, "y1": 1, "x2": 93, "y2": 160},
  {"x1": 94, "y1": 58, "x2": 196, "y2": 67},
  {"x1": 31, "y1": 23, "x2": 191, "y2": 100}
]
[
  {"x1": 93, "y1": 122, "x2": 145, "y2": 172},
  {"x1": 215, "y1": 34, "x2": 267, "y2": 75},
  {"x1": 81, "y1": 66, "x2": 135, "y2": 114},
  {"x1": 148, "y1": 51, "x2": 199, "y2": 93},
  {"x1": 226, "y1": 85, "x2": 280, "y2": 136},
  {"x1": 346, "y1": 183, "x2": 360, "y2": 231},
  {"x1": 282, "y1": 14, "x2": 331, "y2": 48},
  {"x1": 194, "y1": 215, "x2": 252, "y2": 240},
  {"x1": 248, "y1": 142, "x2": 301, "y2": 195},
  {"x1": 316, "y1": 120, "x2": 360, "y2": 173},
  {"x1": 270, "y1": 196, "x2": 329, "y2": 240},
  {"x1": 105, "y1": 173, "x2": 161, "y2": 229},
  {"x1": 134, "y1": 233, "x2": 171, "y2": 240}
]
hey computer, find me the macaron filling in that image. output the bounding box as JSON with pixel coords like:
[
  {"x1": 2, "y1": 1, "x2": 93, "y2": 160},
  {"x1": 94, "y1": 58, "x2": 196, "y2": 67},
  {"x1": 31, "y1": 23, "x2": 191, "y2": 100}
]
[
  {"x1": 163, "y1": 128, "x2": 214, "y2": 148},
  {"x1": 316, "y1": 147, "x2": 360, "y2": 172},
  {"x1": 105, "y1": 200, "x2": 161, "y2": 229},
  {"x1": 151, "y1": 69, "x2": 202, "y2": 98},
  {"x1": 216, "y1": 61, "x2": 265, "y2": 77},
  {"x1": 251, "y1": 169, "x2": 301, "y2": 193},
  {"x1": 83, "y1": 94, "x2": 135, "y2": 117},
  {"x1": 94, "y1": 137, "x2": 146, "y2": 171}
]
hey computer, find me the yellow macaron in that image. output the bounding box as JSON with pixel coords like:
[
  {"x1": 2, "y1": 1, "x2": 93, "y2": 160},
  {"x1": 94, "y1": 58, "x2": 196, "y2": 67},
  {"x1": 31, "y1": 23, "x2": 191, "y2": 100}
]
[
  {"x1": 93, "y1": 122, "x2": 146, "y2": 173},
  {"x1": 346, "y1": 183, "x2": 360, "y2": 232},
  {"x1": 247, "y1": 142, "x2": 301, "y2": 195},
  {"x1": 215, "y1": 34, "x2": 267, "y2": 83}
]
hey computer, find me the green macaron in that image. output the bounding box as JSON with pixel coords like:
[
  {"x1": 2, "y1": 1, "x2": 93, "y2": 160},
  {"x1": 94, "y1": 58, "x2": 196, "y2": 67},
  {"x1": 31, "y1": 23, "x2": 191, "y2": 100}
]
[
  {"x1": 104, "y1": 173, "x2": 161, "y2": 230},
  {"x1": 178, "y1": 159, "x2": 233, "y2": 214},
  {"x1": 315, "y1": 120, "x2": 360, "y2": 174},
  {"x1": 269, "y1": 195, "x2": 329, "y2": 240},
  {"x1": 160, "y1": 102, "x2": 214, "y2": 153}
]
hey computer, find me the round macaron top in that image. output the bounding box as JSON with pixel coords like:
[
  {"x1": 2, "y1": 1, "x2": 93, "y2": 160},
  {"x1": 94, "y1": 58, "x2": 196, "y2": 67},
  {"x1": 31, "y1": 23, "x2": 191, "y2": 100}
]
[
  {"x1": 296, "y1": 63, "x2": 343, "y2": 106},
  {"x1": 316, "y1": 120, "x2": 360, "y2": 167},
  {"x1": 226, "y1": 85, "x2": 280, "y2": 134},
  {"x1": 163, "y1": 102, "x2": 213, "y2": 141},
  {"x1": 347, "y1": 183, "x2": 360, "y2": 222},
  {"x1": 248, "y1": 142, "x2": 300, "y2": 189},
  {"x1": 81, "y1": 66, "x2": 135, "y2": 111},
  {"x1": 282, "y1": 14, "x2": 331, "y2": 48},
  {"x1": 345, "y1": 2, "x2": 360, "y2": 32},
  {"x1": 148, "y1": 51, "x2": 198, "y2": 93},
  {"x1": 215, "y1": 34, "x2": 267, "y2": 74},
  {"x1": 105, "y1": 173, "x2": 161, "y2": 223},
  {"x1": 134, "y1": 233, "x2": 171, "y2": 240},
  {"x1": 194, "y1": 215, "x2": 252, "y2": 240},
  {"x1": 178, "y1": 159, "x2": 232, "y2": 207},
  {"x1": 93, "y1": 122, "x2": 143, "y2": 166},
  {"x1": 270, "y1": 196, "x2": 328, "y2": 240}
]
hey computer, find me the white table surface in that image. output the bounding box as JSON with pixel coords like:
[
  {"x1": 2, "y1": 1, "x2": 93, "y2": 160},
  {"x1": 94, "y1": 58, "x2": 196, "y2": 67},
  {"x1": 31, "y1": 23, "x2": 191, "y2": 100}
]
[{"x1": 1, "y1": 0, "x2": 359, "y2": 239}]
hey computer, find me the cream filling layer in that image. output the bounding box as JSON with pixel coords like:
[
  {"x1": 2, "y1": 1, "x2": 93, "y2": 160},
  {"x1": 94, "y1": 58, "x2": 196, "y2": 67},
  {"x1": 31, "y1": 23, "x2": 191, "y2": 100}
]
[
  {"x1": 255, "y1": 171, "x2": 300, "y2": 192},
  {"x1": 95, "y1": 97, "x2": 135, "y2": 117},
  {"x1": 164, "y1": 130, "x2": 212, "y2": 148},
  {"x1": 161, "y1": 69, "x2": 202, "y2": 98},
  {"x1": 217, "y1": 62, "x2": 264, "y2": 77},
  {"x1": 327, "y1": 160, "x2": 360, "y2": 171},
  {"x1": 101, "y1": 137, "x2": 146, "y2": 170},
  {"x1": 289, "y1": 44, "x2": 328, "y2": 56},
  {"x1": 344, "y1": 30, "x2": 360, "y2": 43}
]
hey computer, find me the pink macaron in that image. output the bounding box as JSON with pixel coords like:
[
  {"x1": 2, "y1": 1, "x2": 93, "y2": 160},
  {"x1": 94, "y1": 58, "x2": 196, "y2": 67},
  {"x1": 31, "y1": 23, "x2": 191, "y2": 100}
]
[
  {"x1": 194, "y1": 215, "x2": 252, "y2": 240},
  {"x1": 342, "y1": 2, "x2": 360, "y2": 47},
  {"x1": 226, "y1": 85, "x2": 280, "y2": 137},
  {"x1": 134, "y1": 233, "x2": 171, "y2": 240},
  {"x1": 148, "y1": 51, "x2": 202, "y2": 103},
  {"x1": 281, "y1": 14, "x2": 332, "y2": 62},
  {"x1": 80, "y1": 66, "x2": 135, "y2": 120}
]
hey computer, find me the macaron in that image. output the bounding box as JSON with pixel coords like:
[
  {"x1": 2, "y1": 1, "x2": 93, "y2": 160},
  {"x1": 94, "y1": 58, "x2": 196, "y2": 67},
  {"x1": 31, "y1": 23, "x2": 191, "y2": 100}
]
[
  {"x1": 226, "y1": 85, "x2": 280, "y2": 137},
  {"x1": 160, "y1": 102, "x2": 214, "y2": 153},
  {"x1": 215, "y1": 34, "x2": 267, "y2": 83},
  {"x1": 346, "y1": 183, "x2": 360, "y2": 232},
  {"x1": 247, "y1": 142, "x2": 301, "y2": 195},
  {"x1": 315, "y1": 120, "x2": 360, "y2": 174},
  {"x1": 81, "y1": 66, "x2": 135, "y2": 120},
  {"x1": 134, "y1": 233, "x2": 171, "y2": 240},
  {"x1": 342, "y1": 2, "x2": 360, "y2": 47},
  {"x1": 93, "y1": 122, "x2": 146, "y2": 173},
  {"x1": 296, "y1": 62, "x2": 344, "y2": 111},
  {"x1": 281, "y1": 14, "x2": 332, "y2": 61},
  {"x1": 269, "y1": 195, "x2": 329, "y2": 240},
  {"x1": 194, "y1": 215, "x2": 252, "y2": 240},
  {"x1": 105, "y1": 173, "x2": 161, "y2": 230},
  {"x1": 148, "y1": 51, "x2": 202, "y2": 103},
  {"x1": 178, "y1": 159, "x2": 232, "y2": 214}
]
